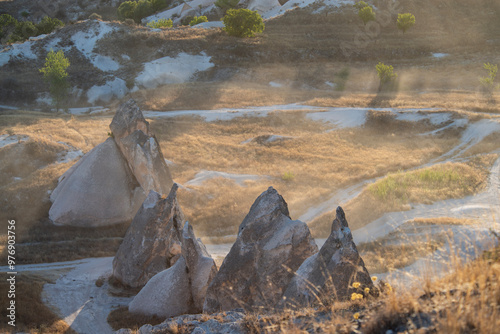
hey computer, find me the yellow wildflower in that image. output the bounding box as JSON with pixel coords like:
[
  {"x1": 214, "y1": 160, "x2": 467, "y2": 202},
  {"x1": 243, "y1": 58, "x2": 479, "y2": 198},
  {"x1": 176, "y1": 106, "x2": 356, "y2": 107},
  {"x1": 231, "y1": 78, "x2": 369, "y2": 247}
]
[
  {"x1": 353, "y1": 313, "x2": 360, "y2": 320},
  {"x1": 351, "y1": 293, "x2": 363, "y2": 300},
  {"x1": 385, "y1": 283, "x2": 393, "y2": 293},
  {"x1": 352, "y1": 282, "x2": 361, "y2": 289},
  {"x1": 364, "y1": 287, "x2": 370, "y2": 294},
  {"x1": 371, "y1": 276, "x2": 377, "y2": 281}
]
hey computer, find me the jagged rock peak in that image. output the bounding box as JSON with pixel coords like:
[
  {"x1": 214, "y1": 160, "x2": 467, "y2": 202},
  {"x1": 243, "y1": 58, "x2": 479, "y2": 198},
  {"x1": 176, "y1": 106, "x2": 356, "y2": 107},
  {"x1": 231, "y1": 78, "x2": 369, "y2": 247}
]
[
  {"x1": 238, "y1": 186, "x2": 290, "y2": 234},
  {"x1": 112, "y1": 183, "x2": 184, "y2": 288},
  {"x1": 110, "y1": 99, "x2": 150, "y2": 139},
  {"x1": 280, "y1": 206, "x2": 374, "y2": 308}
]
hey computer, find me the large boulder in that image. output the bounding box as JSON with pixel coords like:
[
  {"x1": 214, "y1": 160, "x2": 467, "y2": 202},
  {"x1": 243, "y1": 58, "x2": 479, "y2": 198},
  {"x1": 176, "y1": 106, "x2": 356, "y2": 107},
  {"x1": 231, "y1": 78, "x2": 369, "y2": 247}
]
[
  {"x1": 49, "y1": 137, "x2": 145, "y2": 227},
  {"x1": 280, "y1": 207, "x2": 374, "y2": 308},
  {"x1": 203, "y1": 187, "x2": 318, "y2": 313},
  {"x1": 110, "y1": 99, "x2": 173, "y2": 195},
  {"x1": 112, "y1": 185, "x2": 184, "y2": 288},
  {"x1": 49, "y1": 99, "x2": 173, "y2": 227},
  {"x1": 128, "y1": 221, "x2": 217, "y2": 317}
]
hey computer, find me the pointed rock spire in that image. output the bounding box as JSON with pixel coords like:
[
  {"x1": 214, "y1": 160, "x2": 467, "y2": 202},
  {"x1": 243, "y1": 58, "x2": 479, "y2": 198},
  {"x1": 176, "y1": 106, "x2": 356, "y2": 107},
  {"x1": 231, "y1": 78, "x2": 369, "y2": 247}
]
[
  {"x1": 280, "y1": 206, "x2": 374, "y2": 308},
  {"x1": 203, "y1": 187, "x2": 318, "y2": 313}
]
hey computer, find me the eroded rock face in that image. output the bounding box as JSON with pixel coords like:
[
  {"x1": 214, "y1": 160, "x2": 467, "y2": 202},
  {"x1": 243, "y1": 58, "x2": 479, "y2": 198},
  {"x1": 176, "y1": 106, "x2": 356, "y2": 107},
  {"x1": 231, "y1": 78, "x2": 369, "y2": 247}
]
[
  {"x1": 112, "y1": 185, "x2": 184, "y2": 288},
  {"x1": 49, "y1": 137, "x2": 145, "y2": 227},
  {"x1": 110, "y1": 99, "x2": 173, "y2": 195},
  {"x1": 128, "y1": 221, "x2": 217, "y2": 317},
  {"x1": 203, "y1": 187, "x2": 318, "y2": 313},
  {"x1": 280, "y1": 207, "x2": 374, "y2": 308}
]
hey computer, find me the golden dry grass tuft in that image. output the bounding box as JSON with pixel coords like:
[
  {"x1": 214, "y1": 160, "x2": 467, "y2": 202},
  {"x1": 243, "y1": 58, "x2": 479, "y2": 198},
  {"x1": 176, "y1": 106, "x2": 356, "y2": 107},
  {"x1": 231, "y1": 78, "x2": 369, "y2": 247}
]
[{"x1": 107, "y1": 306, "x2": 165, "y2": 332}]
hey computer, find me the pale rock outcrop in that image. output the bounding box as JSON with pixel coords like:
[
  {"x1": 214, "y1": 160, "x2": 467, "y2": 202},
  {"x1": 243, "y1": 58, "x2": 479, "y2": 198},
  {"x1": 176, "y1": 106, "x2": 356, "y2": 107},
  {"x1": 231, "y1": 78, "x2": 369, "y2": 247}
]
[
  {"x1": 203, "y1": 187, "x2": 318, "y2": 313},
  {"x1": 128, "y1": 221, "x2": 217, "y2": 317},
  {"x1": 49, "y1": 99, "x2": 173, "y2": 227},
  {"x1": 280, "y1": 206, "x2": 374, "y2": 308},
  {"x1": 49, "y1": 137, "x2": 145, "y2": 227},
  {"x1": 110, "y1": 99, "x2": 173, "y2": 195},
  {"x1": 112, "y1": 184, "x2": 184, "y2": 288}
]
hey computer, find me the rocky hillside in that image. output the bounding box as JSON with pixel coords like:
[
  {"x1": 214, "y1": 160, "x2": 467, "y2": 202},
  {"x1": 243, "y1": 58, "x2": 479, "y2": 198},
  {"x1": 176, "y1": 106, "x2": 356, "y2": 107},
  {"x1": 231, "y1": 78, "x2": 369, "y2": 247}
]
[{"x1": 1, "y1": 0, "x2": 499, "y2": 109}]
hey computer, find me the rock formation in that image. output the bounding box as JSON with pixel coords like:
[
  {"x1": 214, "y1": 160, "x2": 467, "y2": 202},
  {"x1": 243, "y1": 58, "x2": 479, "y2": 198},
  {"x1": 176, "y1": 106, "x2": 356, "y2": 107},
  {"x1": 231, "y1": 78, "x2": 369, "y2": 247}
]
[
  {"x1": 280, "y1": 206, "x2": 374, "y2": 308},
  {"x1": 48, "y1": 137, "x2": 144, "y2": 227},
  {"x1": 128, "y1": 221, "x2": 217, "y2": 318},
  {"x1": 203, "y1": 187, "x2": 318, "y2": 313},
  {"x1": 49, "y1": 99, "x2": 173, "y2": 227},
  {"x1": 110, "y1": 99, "x2": 173, "y2": 195},
  {"x1": 112, "y1": 185, "x2": 184, "y2": 288}
]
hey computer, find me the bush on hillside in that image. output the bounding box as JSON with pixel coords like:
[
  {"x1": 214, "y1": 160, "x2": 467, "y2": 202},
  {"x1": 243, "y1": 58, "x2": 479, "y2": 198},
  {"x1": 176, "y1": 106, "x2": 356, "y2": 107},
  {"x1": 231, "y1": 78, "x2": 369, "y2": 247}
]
[
  {"x1": 358, "y1": 6, "x2": 376, "y2": 25},
  {"x1": 353, "y1": 1, "x2": 369, "y2": 11},
  {"x1": 146, "y1": 18, "x2": 173, "y2": 28},
  {"x1": 36, "y1": 16, "x2": 64, "y2": 35},
  {"x1": 376, "y1": 62, "x2": 397, "y2": 89},
  {"x1": 215, "y1": 0, "x2": 240, "y2": 12},
  {"x1": 0, "y1": 14, "x2": 17, "y2": 42},
  {"x1": 180, "y1": 15, "x2": 194, "y2": 26},
  {"x1": 189, "y1": 16, "x2": 208, "y2": 26},
  {"x1": 223, "y1": 9, "x2": 264, "y2": 38},
  {"x1": 39, "y1": 49, "x2": 70, "y2": 112},
  {"x1": 9, "y1": 21, "x2": 38, "y2": 43},
  {"x1": 479, "y1": 62, "x2": 499, "y2": 93},
  {"x1": 396, "y1": 13, "x2": 415, "y2": 34},
  {"x1": 118, "y1": 0, "x2": 171, "y2": 24}
]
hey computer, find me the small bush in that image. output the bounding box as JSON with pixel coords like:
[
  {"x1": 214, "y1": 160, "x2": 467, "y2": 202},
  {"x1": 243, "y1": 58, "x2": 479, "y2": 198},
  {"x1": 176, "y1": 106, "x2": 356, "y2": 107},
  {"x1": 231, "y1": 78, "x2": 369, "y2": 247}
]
[
  {"x1": 21, "y1": 11, "x2": 30, "y2": 18},
  {"x1": 146, "y1": 18, "x2": 173, "y2": 28},
  {"x1": 353, "y1": 1, "x2": 369, "y2": 11},
  {"x1": 39, "y1": 49, "x2": 70, "y2": 112},
  {"x1": 358, "y1": 6, "x2": 376, "y2": 25},
  {"x1": 215, "y1": 0, "x2": 240, "y2": 12},
  {"x1": 134, "y1": 0, "x2": 154, "y2": 23},
  {"x1": 189, "y1": 16, "x2": 208, "y2": 26},
  {"x1": 282, "y1": 171, "x2": 295, "y2": 182},
  {"x1": 89, "y1": 13, "x2": 103, "y2": 20},
  {"x1": 36, "y1": 16, "x2": 64, "y2": 35},
  {"x1": 150, "y1": 0, "x2": 168, "y2": 12},
  {"x1": 118, "y1": 1, "x2": 138, "y2": 21},
  {"x1": 396, "y1": 13, "x2": 415, "y2": 34},
  {"x1": 376, "y1": 62, "x2": 397, "y2": 86},
  {"x1": 9, "y1": 21, "x2": 38, "y2": 43},
  {"x1": 0, "y1": 14, "x2": 17, "y2": 41},
  {"x1": 223, "y1": 9, "x2": 264, "y2": 38},
  {"x1": 180, "y1": 15, "x2": 194, "y2": 26},
  {"x1": 479, "y1": 62, "x2": 499, "y2": 92}
]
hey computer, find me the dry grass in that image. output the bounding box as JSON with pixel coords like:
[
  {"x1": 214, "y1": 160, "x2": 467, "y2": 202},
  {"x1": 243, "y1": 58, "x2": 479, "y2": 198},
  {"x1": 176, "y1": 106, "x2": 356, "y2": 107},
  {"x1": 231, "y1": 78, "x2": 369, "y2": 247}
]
[
  {"x1": 0, "y1": 272, "x2": 76, "y2": 334},
  {"x1": 410, "y1": 217, "x2": 479, "y2": 226},
  {"x1": 310, "y1": 156, "x2": 495, "y2": 235}
]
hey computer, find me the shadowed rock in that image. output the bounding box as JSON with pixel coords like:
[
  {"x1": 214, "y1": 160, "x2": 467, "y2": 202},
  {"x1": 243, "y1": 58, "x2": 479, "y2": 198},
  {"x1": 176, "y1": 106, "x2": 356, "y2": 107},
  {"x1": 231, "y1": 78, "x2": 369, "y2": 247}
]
[
  {"x1": 110, "y1": 99, "x2": 173, "y2": 195},
  {"x1": 112, "y1": 185, "x2": 184, "y2": 288},
  {"x1": 128, "y1": 221, "x2": 217, "y2": 317},
  {"x1": 280, "y1": 207, "x2": 374, "y2": 308},
  {"x1": 203, "y1": 187, "x2": 318, "y2": 313},
  {"x1": 48, "y1": 137, "x2": 145, "y2": 227}
]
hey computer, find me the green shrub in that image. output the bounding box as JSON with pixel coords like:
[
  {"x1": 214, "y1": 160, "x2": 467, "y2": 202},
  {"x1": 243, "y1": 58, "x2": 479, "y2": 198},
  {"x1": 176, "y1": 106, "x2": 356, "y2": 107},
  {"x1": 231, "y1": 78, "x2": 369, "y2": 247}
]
[
  {"x1": 189, "y1": 16, "x2": 208, "y2": 26},
  {"x1": 0, "y1": 14, "x2": 18, "y2": 41},
  {"x1": 117, "y1": 1, "x2": 138, "y2": 21},
  {"x1": 36, "y1": 16, "x2": 64, "y2": 35},
  {"x1": 215, "y1": 0, "x2": 240, "y2": 12},
  {"x1": 180, "y1": 15, "x2": 194, "y2": 26},
  {"x1": 39, "y1": 49, "x2": 70, "y2": 112},
  {"x1": 479, "y1": 62, "x2": 499, "y2": 92},
  {"x1": 223, "y1": 9, "x2": 264, "y2": 38},
  {"x1": 146, "y1": 18, "x2": 173, "y2": 28},
  {"x1": 376, "y1": 62, "x2": 397, "y2": 85},
  {"x1": 396, "y1": 13, "x2": 415, "y2": 33},
  {"x1": 150, "y1": 0, "x2": 168, "y2": 12},
  {"x1": 9, "y1": 21, "x2": 38, "y2": 43},
  {"x1": 282, "y1": 171, "x2": 295, "y2": 182},
  {"x1": 21, "y1": 11, "x2": 30, "y2": 18},
  {"x1": 358, "y1": 6, "x2": 375, "y2": 25},
  {"x1": 134, "y1": 0, "x2": 154, "y2": 23},
  {"x1": 353, "y1": 1, "x2": 369, "y2": 11}
]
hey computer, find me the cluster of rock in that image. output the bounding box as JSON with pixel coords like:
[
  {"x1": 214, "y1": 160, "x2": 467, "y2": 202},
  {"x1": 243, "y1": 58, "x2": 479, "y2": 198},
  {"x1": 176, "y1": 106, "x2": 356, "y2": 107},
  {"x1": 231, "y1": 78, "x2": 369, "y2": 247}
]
[
  {"x1": 113, "y1": 184, "x2": 374, "y2": 327},
  {"x1": 49, "y1": 99, "x2": 173, "y2": 227}
]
